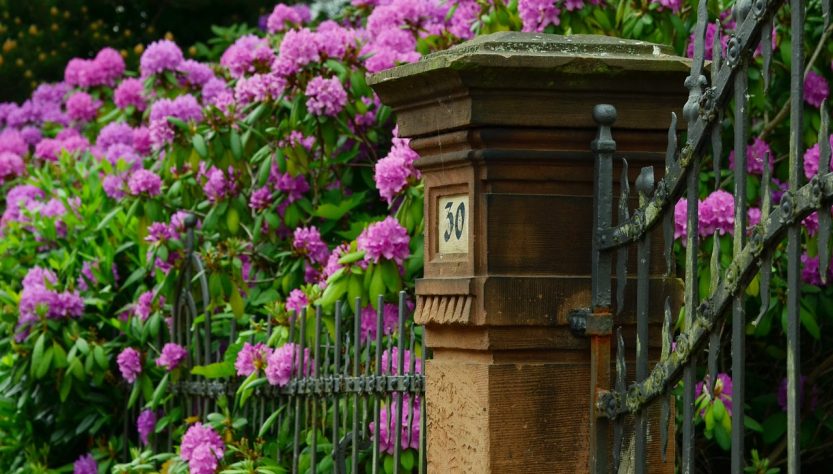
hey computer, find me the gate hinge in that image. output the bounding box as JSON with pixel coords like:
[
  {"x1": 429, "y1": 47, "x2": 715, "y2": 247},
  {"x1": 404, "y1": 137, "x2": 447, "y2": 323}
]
[{"x1": 568, "y1": 308, "x2": 613, "y2": 337}]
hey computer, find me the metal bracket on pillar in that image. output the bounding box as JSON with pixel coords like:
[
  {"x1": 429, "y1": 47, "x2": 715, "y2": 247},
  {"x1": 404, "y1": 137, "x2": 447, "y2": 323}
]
[{"x1": 569, "y1": 308, "x2": 613, "y2": 337}]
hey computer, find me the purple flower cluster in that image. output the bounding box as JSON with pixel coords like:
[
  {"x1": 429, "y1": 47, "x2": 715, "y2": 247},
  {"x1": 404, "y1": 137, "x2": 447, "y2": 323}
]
[
  {"x1": 16, "y1": 266, "x2": 84, "y2": 341},
  {"x1": 674, "y1": 190, "x2": 737, "y2": 240},
  {"x1": 370, "y1": 396, "x2": 421, "y2": 454},
  {"x1": 651, "y1": 0, "x2": 683, "y2": 12},
  {"x1": 360, "y1": 303, "x2": 400, "y2": 344},
  {"x1": 266, "y1": 4, "x2": 312, "y2": 33},
  {"x1": 800, "y1": 252, "x2": 833, "y2": 286},
  {"x1": 65, "y1": 47, "x2": 125, "y2": 88},
  {"x1": 137, "y1": 409, "x2": 157, "y2": 445},
  {"x1": 305, "y1": 76, "x2": 348, "y2": 116},
  {"x1": 128, "y1": 169, "x2": 162, "y2": 197},
  {"x1": 804, "y1": 71, "x2": 829, "y2": 109},
  {"x1": 285, "y1": 288, "x2": 309, "y2": 315},
  {"x1": 357, "y1": 217, "x2": 411, "y2": 265},
  {"x1": 518, "y1": 0, "x2": 561, "y2": 32},
  {"x1": 293, "y1": 226, "x2": 330, "y2": 265},
  {"x1": 73, "y1": 453, "x2": 98, "y2": 474},
  {"x1": 221, "y1": 35, "x2": 276, "y2": 79},
  {"x1": 200, "y1": 164, "x2": 239, "y2": 202},
  {"x1": 803, "y1": 134, "x2": 833, "y2": 180},
  {"x1": 181, "y1": 423, "x2": 225, "y2": 474},
  {"x1": 374, "y1": 132, "x2": 420, "y2": 204},
  {"x1": 117, "y1": 347, "x2": 142, "y2": 383},
  {"x1": 381, "y1": 347, "x2": 423, "y2": 375},
  {"x1": 149, "y1": 94, "x2": 203, "y2": 147},
  {"x1": 0, "y1": 151, "x2": 25, "y2": 183},
  {"x1": 265, "y1": 342, "x2": 312, "y2": 387},
  {"x1": 695, "y1": 372, "x2": 733, "y2": 416},
  {"x1": 140, "y1": 40, "x2": 184, "y2": 77},
  {"x1": 235, "y1": 342, "x2": 272, "y2": 376},
  {"x1": 777, "y1": 375, "x2": 819, "y2": 412},
  {"x1": 114, "y1": 78, "x2": 147, "y2": 111},
  {"x1": 66, "y1": 92, "x2": 101, "y2": 123},
  {"x1": 156, "y1": 343, "x2": 188, "y2": 371},
  {"x1": 728, "y1": 137, "x2": 773, "y2": 175}
]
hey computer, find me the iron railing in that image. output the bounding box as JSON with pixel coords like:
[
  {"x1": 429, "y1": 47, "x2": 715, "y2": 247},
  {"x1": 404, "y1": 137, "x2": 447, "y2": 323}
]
[
  {"x1": 584, "y1": 0, "x2": 831, "y2": 472},
  {"x1": 126, "y1": 216, "x2": 427, "y2": 473}
]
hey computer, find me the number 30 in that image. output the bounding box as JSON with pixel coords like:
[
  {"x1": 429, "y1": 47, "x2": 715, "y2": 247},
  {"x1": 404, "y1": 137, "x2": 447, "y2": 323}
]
[{"x1": 443, "y1": 201, "x2": 465, "y2": 242}]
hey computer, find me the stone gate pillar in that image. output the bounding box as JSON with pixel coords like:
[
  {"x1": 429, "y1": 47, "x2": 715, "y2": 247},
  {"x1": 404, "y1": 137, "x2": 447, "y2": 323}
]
[{"x1": 369, "y1": 32, "x2": 688, "y2": 473}]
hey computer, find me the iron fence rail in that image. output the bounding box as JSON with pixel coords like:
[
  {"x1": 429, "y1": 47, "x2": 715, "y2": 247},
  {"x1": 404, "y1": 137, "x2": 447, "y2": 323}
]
[{"x1": 123, "y1": 216, "x2": 427, "y2": 473}]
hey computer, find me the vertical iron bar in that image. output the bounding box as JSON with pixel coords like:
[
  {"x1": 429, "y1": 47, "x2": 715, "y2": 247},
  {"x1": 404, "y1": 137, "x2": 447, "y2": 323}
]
[
  {"x1": 333, "y1": 302, "x2": 342, "y2": 464},
  {"x1": 590, "y1": 103, "x2": 616, "y2": 474},
  {"x1": 732, "y1": 9, "x2": 750, "y2": 466},
  {"x1": 372, "y1": 295, "x2": 385, "y2": 474},
  {"x1": 664, "y1": 113, "x2": 678, "y2": 276},
  {"x1": 818, "y1": 102, "x2": 830, "y2": 282},
  {"x1": 634, "y1": 167, "x2": 653, "y2": 474},
  {"x1": 293, "y1": 309, "x2": 306, "y2": 474},
  {"x1": 786, "y1": 1, "x2": 805, "y2": 471},
  {"x1": 616, "y1": 158, "x2": 629, "y2": 317},
  {"x1": 311, "y1": 306, "x2": 322, "y2": 474},
  {"x1": 352, "y1": 298, "x2": 361, "y2": 474},
  {"x1": 712, "y1": 21, "x2": 723, "y2": 183},
  {"x1": 681, "y1": 0, "x2": 707, "y2": 468},
  {"x1": 393, "y1": 292, "x2": 407, "y2": 474},
  {"x1": 660, "y1": 297, "x2": 673, "y2": 462}
]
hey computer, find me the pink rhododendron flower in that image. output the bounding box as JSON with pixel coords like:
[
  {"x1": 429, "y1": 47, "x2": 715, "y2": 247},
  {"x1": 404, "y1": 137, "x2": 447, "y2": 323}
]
[{"x1": 117, "y1": 347, "x2": 142, "y2": 383}]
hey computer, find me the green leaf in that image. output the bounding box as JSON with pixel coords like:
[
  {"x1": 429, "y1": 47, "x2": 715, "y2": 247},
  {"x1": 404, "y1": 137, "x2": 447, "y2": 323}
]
[
  {"x1": 59, "y1": 374, "x2": 72, "y2": 402},
  {"x1": 31, "y1": 333, "x2": 45, "y2": 377},
  {"x1": 712, "y1": 398, "x2": 727, "y2": 422},
  {"x1": 319, "y1": 276, "x2": 348, "y2": 308},
  {"x1": 167, "y1": 117, "x2": 190, "y2": 132},
  {"x1": 192, "y1": 134, "x2": 209, "y2": 159},
  {"x1": 259, "y1": 406, "x2": 286, "y2": 437},
  {"x1": 151, "y1": 373, "x2": 170, "y2": 408},
  {"x1": 128, "y1": 382, "x2": 140, "y2": 409},
  {"x1": 191, "y1": 362, "x2": 236, "y2": 379},
  {"x1": 800, "y1": 304, "x2": 821, "y2": 340},
  {"x1": 714, "y1": 420, "x2": 731, "y2": 451},
  {"x1": 762, "y1": 412, "x2": 787, "y2": 444},
  {"x1": 95, "y1": 207, "x2": 122, "y2": 232},
  {"x1": 370, "y1": 267, "x2": 386, "y2": 308},
  {"x1": 93, "y1": 345, "x2": 108, "y2": 370},
  {"x1": 744, "y1": 415, "x2": 764, "y2": 433},
  {"x1": 337, "y1": 251, "x2": 366, "y2": 265},
  {"x1": 230, "y1": 130, "x2": 243, "y2": 160},
  {"x1": 400, "y1": 449, "x2": 415, "y2": 471},
  {"x1": 35, "y1": 346, "x2": 53, "y2": 379}
]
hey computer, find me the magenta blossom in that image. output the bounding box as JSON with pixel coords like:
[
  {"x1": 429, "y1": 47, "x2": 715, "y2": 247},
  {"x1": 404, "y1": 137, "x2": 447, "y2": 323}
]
[
  {"x1": 73, "y1": 453, "x2": 98, "y2": 474},
  {"x1": 777, "y1": 375, "x2": 820, "y2": 412},
  {"x1": 265, "y1": 342, "x2": 312, "y2": 387},
  {"x1": 804, "y1": 71, "x2": 829, "y2": 108},
  {"x1": 370, "y1": 395, "x2": 421, "y2": 454},
  {"x1": 181, "y1": 423, "x2": 225, "y2": 474},
  {"x1": 357, "y1": 217, "x2": 411, "y2": 265},
  {"x1": 117, "y1": 347, "x2": 142, "y2": 383},
  {"x1": 305, "y1": 76, "x2": 348, "y2": 116},
  {"x1": 695, "y1": 372, "x2": 733, "y2": 416},
  {"x1": 156, "y1": 343, "x2": 188, "y2": 371},
  {"x1": 128, "y1": 169, "x2": 162, "y2": 197},
  {"x1": 66, "y1": 92, "x2": 101, "y2": 122},
  {"x1": 293, "y1": 226, "x2": 330, "y2": 265},
  {"x1": 140, "y1": 40, "x2": 184, "y2": 77},
  {"x1": 235, "y1": 342, "x2": 272, "y2": 376},
  {"x1": 285, "y1": 288, "x2": 309, "y2": 315},
  {"x1": 137, "y1": 409, "x2": 156, "y2": 445}
]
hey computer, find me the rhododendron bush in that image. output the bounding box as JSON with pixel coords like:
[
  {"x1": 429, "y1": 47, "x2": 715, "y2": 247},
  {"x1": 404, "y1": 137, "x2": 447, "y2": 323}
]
[{"x1": 1, "y1": 0, "x2": 832, "y2": 472}]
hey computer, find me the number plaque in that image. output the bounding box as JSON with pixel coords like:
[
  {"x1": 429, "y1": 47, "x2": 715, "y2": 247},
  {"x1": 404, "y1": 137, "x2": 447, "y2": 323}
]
[{"x1": 438, "y1": 194, "x2": 469, "y2": 254}]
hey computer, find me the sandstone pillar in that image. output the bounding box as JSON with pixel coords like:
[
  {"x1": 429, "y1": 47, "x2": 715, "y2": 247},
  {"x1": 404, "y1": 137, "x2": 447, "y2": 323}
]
[{"x1": 369, "y1": 32, "x2": 688, "y2": 473}]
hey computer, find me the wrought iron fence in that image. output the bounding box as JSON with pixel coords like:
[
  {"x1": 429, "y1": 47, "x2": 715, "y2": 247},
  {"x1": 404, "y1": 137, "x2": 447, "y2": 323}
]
[
  {"x1": 124, "y1": 216, "x2": 427, "y2": 473},
  {"x1": 584, "y1": 0, "x2": 831, "y2": 472}
]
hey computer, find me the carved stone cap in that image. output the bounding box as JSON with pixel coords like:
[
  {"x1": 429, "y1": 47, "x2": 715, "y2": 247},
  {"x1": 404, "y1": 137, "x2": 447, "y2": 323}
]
[{"x1": 367, "y1": 32, "x2": 690, "y2": 137}]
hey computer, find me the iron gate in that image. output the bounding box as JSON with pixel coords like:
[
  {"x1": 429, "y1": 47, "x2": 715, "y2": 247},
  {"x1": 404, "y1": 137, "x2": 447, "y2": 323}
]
[{"x1": 583, "y1": 0, "x2": 831, "y2": 472}]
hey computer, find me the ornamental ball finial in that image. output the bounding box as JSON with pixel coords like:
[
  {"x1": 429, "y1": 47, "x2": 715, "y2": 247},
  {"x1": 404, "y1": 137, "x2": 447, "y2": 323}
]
[
  {"x1": 592, "y1": 104, "x2": 617, "y2": 126},
  {"x1": 184, "y1": 213, "x2": 197, "y2": 228}
]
